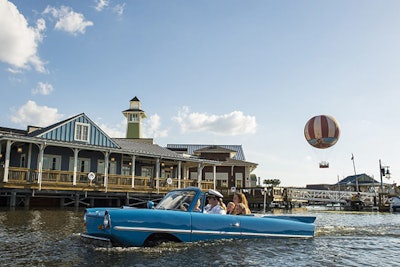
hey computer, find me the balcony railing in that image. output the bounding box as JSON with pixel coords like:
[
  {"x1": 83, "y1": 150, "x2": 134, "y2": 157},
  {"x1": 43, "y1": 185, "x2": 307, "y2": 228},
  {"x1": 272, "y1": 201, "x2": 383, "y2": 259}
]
[{"x1": 1, "y1": 167, "x2": 219, "y2": 193}]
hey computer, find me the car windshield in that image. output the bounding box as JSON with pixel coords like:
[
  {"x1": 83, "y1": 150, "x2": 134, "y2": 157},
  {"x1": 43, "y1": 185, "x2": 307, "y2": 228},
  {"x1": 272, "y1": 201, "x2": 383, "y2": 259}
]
[{"x1": 156, "y1": 190, "x2": 197, "y2": 210}]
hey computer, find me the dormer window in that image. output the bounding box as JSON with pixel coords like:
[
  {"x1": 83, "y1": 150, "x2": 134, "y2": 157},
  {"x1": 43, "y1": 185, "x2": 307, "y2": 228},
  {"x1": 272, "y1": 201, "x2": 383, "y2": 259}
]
[
  {"x1": 129, "y1": 114, "x2": 139, "y2": 122},
  {"x1": 75, "y1": 122, "x2": 90, "y2": 142}
]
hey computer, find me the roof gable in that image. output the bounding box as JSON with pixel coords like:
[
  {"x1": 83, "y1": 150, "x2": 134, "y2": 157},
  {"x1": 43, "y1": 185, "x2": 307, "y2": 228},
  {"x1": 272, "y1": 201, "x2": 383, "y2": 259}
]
[
  {"x1": 193, "y1": 145, "x2": 237, "y2": 158},
  {"x1": 337, "y1": 173, "x2": 380, "y2": 185},
  {"x1": 28, "y1": 113, "x2": 120, "y2": 148},
  {"x1": 166, "y1": 144, "x2": 245, "y2": 160}
]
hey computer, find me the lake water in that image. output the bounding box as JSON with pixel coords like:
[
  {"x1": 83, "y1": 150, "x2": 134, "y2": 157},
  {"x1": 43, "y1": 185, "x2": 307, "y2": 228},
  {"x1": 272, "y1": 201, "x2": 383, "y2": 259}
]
[{"x1": 0, "y1": 208, "x2": 399, "y2": 267}]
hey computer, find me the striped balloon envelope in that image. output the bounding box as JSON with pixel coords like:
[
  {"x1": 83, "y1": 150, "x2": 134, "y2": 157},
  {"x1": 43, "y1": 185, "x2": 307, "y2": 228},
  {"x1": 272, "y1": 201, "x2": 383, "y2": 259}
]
[{"x1": 304, "y1": 115, "x2": 341, "y2": 149}]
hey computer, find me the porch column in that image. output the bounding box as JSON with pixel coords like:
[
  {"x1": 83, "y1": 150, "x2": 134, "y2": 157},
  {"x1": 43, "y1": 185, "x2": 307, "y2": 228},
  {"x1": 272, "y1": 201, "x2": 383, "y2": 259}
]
[
  {"x1": 131, "y1": 155, "x2": 136, "y2": 188},
  {"x1": 197, "y1": 162, "x2": 202, "y2": 188},
  {"x1": 27, "y1": 143, "x2": 32, "y2": 181},
  {"x1": 73, "y1": 148, "x2": 79, "y2": 186},
  {"x1": 37, "y1": 143, "x2": 45, "y2": 191},
  {"x1": 178, "y1": 161, "x2": 182, "y2": 188},
  {"x1": 231, "y1": 165, "x2": 235, "y2": 189},
  {"x1": 182, "y1": 165, "x2": 188, "y2": 188},
  {"x1": 213, "y1": 165, "x2": 217, "y2": 190},
  {"x1": 104, "y1": 152, "x2": 109, "y2": 192},
  {"x1": 3, "y1": 140, "x2": 11, "y2": 182},
  {"x1": 156, "y1": 158, "x2": 160, "y2": 193}
]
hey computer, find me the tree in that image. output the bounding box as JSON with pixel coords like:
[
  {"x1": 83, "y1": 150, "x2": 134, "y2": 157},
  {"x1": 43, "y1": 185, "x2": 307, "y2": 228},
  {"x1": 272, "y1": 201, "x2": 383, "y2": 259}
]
[{"x1": 263, "y1": 179, "x2": 281, "y2": 187}]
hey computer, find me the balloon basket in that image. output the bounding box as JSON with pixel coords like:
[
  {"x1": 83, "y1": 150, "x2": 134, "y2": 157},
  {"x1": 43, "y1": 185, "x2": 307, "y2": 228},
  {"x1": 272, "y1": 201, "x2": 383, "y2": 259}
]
[{"x1": 319, "y1": 161, "x2": 329, "y2": 168}]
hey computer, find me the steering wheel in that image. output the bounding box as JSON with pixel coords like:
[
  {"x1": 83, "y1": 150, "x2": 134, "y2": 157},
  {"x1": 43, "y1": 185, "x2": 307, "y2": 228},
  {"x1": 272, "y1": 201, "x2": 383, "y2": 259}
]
[
  {"x1": 181, "y1": 202, "x2": 190, "y2": 211},
  {"x1": 182, "y1": 202, "x2": 189, "y2": 210}
]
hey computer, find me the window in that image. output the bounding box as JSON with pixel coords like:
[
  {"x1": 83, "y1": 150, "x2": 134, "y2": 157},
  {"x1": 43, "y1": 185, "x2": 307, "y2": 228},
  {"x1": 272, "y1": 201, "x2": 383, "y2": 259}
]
[
  {"x1": 130, "y1": 102, "x2": 139, "y2": 109},
  {"x1": 98, "y1": 160, "x2": 105, "y2": 174},
  {"x1": 190, "y1": 172, "x2": 198, "y2": 180},
  {"x1": 129, "y1": 114, "x2": 139, "y2": 122},
  {"x1": 43, "y1": 155, "x2": 61, "y2": 170},
  {"x1": 122, "y1": 164, "x2": 131, "y2": 176},
  {"x1": 69, "y1": 157, "x2": 90, "y2": 172},
  {"x1": 162, "y1": 169, "x2": 172, "y2": 178},
  {"x1": 213, "y1": 172, "x2": 228, "y2": 187},
  {"x1": 75, "y1": 122, "x2": 90, "y2": 142},
  {"x1": 205, "y1": 172, "x2": 214, "y2": 181},
  {"x1": 97, "y1": 160, "x2": 116, "y2": 174},
  {"x1": 109, "y1": 161, "x2": 116, "y2": 175},
  {"x1": 235, "y1": 173, "x2": 243, "y2": 188},
  {"x1": 141, "y1": 166, "x2": 153, "y2": 178}
]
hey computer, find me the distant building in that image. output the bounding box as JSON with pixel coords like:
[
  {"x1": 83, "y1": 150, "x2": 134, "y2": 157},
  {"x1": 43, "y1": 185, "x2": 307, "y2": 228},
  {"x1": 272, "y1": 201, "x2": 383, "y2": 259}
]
[
  {"x1": 333, "y1": 173, "x2": 380, "y2": 192},
  {"x1": 307, "y1": 173, "x2": 387, "y2": 193}
]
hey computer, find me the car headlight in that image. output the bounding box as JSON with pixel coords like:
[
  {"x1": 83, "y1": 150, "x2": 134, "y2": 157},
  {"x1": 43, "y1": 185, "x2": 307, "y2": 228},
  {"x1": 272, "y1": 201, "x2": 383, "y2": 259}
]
[{"x1": 103, "y1": 212, "x2": 111, "y2": 229}]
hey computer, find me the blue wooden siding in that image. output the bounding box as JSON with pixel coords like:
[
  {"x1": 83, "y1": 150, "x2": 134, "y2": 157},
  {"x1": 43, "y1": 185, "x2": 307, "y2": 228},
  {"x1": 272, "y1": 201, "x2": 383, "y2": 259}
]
[{"x1": 38, "y1": 115, "x2": 119, "y2": 148}]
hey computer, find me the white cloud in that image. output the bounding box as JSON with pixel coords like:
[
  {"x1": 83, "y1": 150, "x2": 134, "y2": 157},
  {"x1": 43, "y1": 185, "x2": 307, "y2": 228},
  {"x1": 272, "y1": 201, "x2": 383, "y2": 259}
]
[
  {"x1": 143, "y1": 114, "x2": 168, "y2": 138},
  {"x1": 97, "y1": 118, "x2": 125, "y2": 138},
  {"x1": 0, "y1": 0, "x2": 46, "y2": 72},
  {"x1": 93, "y1": 0, "x2": 125, "y2": 18},
  {"x1": 32, "y1": 82, "x2": 54, "y2": 95},
  {"x1": 94, "y1": 0, "x2": 109, "y2": 11},
  {"x1": 10, "y1": 100, "x2": 63, "y2": 127},
  {"x1": 43, "y1": 5, "x2": 93, "y2": 36},
  {"x1": 173, "y1": 106, "x2": 257, "y2": 136},
  {"x1": 112, "y1": 3, "x2": 126, "y2": 16}
]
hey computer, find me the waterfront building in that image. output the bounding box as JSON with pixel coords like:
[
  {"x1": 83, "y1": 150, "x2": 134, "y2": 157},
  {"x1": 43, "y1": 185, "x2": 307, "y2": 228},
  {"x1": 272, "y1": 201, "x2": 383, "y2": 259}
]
[{"x1": 0, "y1": 97, "x2": 258, "y2": 207}]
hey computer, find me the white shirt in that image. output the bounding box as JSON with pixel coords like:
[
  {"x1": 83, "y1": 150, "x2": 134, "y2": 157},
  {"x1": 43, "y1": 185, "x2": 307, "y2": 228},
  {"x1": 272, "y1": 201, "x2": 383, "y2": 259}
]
[{"x1": 204, "y1": 204, "x2": 226, "y2": 214}]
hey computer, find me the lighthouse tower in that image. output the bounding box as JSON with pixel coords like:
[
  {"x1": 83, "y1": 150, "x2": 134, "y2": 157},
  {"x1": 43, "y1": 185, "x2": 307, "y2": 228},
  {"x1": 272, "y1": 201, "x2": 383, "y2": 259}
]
[{"x1": 122, "y1": 96, "x2": 147, "y2": 139}]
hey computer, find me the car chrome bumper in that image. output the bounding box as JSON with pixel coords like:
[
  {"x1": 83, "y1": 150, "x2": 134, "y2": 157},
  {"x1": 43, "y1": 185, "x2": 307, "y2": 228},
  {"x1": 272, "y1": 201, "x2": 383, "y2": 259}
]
[{"x1": 80, "y1": 233, "x2": 112, "y2": 247}]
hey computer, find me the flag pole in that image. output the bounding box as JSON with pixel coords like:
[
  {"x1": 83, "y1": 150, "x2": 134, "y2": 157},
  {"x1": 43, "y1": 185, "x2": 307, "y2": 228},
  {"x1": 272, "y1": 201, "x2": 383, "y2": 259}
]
[{"x1": 351, "y1": 153, "x2": 358, "y2": 192}]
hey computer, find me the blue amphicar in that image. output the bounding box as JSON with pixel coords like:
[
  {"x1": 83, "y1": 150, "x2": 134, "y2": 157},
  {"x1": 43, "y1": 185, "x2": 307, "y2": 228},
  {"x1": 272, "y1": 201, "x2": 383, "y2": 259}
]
[{"x1": 81, "y1": 187, "x2": 316, "y2": 247}]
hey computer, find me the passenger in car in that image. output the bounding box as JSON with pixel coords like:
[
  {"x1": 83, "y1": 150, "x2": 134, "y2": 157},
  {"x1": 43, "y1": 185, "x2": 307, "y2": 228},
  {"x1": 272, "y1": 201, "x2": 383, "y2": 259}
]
[
  {"x1": 234, "y1": 203, "x2": 249, "y2": 215},
  {"x1": 233, "y1": 192, "x2": 251, "y2": 214},
  {"x1": 204, "y1": 189, "x2": 226, "y2": 214},
  {"x1": 226, "y1": 202, "x2": 236, "y2": 215}
]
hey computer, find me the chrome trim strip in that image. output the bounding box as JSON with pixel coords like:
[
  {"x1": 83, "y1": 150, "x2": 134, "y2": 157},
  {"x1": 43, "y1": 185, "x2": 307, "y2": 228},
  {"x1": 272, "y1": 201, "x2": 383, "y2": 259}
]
[
  {"x1": 113, "y1": 226, "x2": 313, "y2": 238},
  {"x1": 192, "y1": 230, "x2": 313, "y2": 238}
]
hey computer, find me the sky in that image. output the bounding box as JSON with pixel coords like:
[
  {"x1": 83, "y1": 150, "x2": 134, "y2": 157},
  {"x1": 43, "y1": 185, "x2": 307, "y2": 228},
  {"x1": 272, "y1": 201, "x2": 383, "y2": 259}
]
[{"x1": 1, "y1": 0, "x2": 400, "y2": 187}]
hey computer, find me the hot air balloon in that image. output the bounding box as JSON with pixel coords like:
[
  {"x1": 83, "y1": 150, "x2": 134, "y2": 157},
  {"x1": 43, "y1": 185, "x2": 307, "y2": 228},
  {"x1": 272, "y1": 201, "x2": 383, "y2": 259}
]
[{"x1": 304, "y1": 115, "x2": 341, "y2": 168}]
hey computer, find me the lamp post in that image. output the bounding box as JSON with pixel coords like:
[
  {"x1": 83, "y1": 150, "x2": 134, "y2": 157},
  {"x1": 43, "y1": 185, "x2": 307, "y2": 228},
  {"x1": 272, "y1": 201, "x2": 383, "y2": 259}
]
[
  {"x1": 379, "y1": 159, "x2": 391, "y2": 209},
  {"x1": 379, "y1": 159, "x2": 391, "y2": 194}
]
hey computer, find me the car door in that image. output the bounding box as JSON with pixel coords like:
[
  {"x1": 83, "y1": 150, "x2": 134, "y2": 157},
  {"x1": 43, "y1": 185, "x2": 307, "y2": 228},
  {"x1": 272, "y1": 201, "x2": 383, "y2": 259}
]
[{"x1": 190, "y1": 212, "x2": 242, "y2": 242}]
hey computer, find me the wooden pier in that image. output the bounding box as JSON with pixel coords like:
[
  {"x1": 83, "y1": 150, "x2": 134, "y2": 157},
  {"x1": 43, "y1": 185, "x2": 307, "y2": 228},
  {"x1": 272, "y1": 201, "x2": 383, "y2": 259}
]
[{"x1": 1, "y1": 167, "x2": 394, "y2": 211}]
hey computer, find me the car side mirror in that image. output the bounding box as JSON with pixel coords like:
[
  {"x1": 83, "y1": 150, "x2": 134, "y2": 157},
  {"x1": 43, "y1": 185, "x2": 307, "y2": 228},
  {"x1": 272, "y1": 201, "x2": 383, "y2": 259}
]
[{"x1": 147, "y1": 201, "x2": 154, "y2": 209}]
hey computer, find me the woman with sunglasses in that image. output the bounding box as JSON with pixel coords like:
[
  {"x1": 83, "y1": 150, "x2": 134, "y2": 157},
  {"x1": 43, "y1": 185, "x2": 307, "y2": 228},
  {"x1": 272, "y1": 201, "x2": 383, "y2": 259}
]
[{"x1": 204, "y1": 189, "x2": 226, "y2": 214}]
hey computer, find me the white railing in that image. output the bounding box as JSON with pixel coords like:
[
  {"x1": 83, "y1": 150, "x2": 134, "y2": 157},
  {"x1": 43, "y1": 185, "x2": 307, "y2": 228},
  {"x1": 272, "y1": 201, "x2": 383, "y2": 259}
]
[{"x1": 288, "y1": 188, "x2": 378, "y2": 205}]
